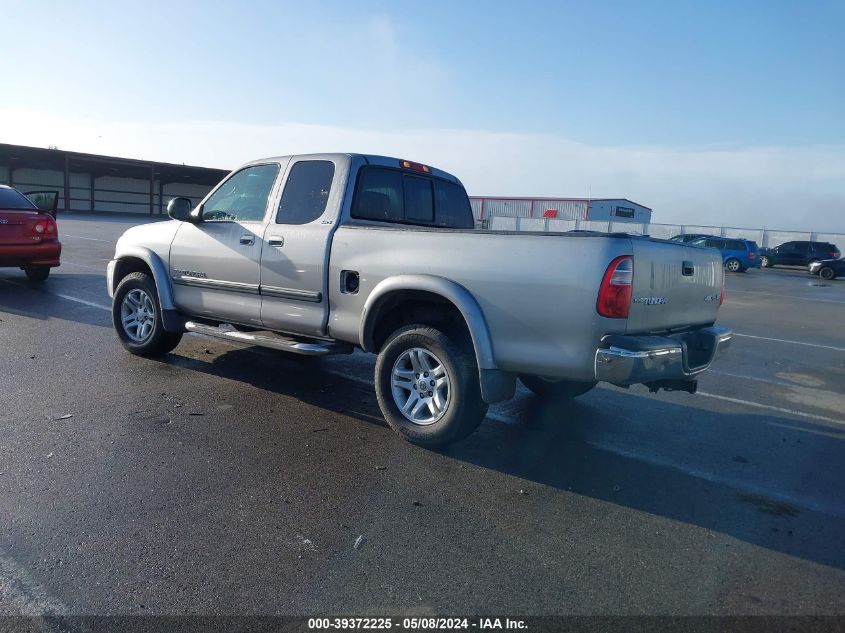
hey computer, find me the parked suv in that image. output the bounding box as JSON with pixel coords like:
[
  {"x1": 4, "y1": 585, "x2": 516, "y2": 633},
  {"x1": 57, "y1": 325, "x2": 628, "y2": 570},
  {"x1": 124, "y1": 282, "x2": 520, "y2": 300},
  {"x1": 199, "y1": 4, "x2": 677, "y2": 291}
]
[
  {"x1": 760, "y1": 241, "x2": 840, "y2": 269},
  {"x1": 689, "y1": 236, "x2": 760, "y2": 272}
]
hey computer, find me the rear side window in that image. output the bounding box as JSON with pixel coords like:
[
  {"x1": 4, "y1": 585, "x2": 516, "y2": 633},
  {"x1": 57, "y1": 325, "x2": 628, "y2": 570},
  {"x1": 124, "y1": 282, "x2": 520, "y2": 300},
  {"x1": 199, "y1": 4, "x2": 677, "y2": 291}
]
[
  {"x1": 352, "y1": 167, "x2": 473, "y2": 229},
  {"x1": 276, "y1": 160, "x2": 335, "y2": 225},
  {"x1": 0, "y1": 188, "x2": 36, "y2": 210},
  {"x1": 704, "y1": 238, "x2": 723, "y2": 248},
  {"x1": 434, "y1": 180, "x2": 474, "y2": 229},
  {"x1": 352, "y1": 168, "x2": 404, "y2": 222},
  {"x1": 726, "y1": 240, "x2": 745, "y2": 250}
]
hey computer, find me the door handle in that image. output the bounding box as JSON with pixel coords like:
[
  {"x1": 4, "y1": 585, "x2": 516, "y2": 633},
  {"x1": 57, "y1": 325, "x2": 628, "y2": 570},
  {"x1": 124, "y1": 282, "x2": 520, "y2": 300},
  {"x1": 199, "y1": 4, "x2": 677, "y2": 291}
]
[
  {"x1": 682, "y1": 260, "x2": 695, "y2": 276},
  {"x1": 240, "y1": 234, "x2": 255, "y2": 245},
  {"x1": 268, "y1": 236, "x2": 284, "y2": 247}
]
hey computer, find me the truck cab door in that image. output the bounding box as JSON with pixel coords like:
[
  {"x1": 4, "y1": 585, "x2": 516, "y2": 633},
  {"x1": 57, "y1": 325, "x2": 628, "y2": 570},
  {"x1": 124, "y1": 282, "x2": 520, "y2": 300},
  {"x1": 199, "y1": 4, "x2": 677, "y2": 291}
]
[
  {"x1": 259, "y1": 158, "x2": 342, "y2": 337},
  {"x1": 169, "y1": 163, "x2": 282, "y2": 325}
]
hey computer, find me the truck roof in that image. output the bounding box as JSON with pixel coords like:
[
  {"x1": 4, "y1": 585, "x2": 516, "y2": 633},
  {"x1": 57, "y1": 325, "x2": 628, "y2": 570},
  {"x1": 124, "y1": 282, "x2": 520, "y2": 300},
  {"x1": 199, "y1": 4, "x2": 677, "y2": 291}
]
[{"x1": 241, "y1": 153, "x2": 462, "y2": 185}]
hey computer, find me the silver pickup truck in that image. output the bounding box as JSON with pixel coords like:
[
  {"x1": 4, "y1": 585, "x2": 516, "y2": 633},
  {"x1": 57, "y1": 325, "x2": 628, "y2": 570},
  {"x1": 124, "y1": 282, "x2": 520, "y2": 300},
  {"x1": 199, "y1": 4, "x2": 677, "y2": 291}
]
[{"x1": 107, "y1": 153, "x2": 732, "y2": 446}]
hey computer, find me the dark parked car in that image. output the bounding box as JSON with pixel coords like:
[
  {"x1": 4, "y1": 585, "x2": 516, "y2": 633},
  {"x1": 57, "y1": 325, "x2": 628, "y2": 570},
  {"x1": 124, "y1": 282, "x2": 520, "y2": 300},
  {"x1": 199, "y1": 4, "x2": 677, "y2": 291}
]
[
  {"x1": 669, "y1": 233, "x2": 716, "y2": 243},
  {"x1": 689, "y1": 236, "x2": 761, "y2": 272},
  {"x1": 760, "y1": 241, "x2": 840, "y2": 268},
  {"x1": 808, "y1": 258, "x2": 844, "y2": 281}
]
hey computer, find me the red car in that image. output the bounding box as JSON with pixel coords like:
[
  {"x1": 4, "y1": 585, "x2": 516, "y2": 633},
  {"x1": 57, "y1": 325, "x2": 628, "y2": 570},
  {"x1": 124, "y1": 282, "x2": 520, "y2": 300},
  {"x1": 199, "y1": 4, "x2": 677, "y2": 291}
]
[{"x1": 0, "y1": 185, "x2": 61, "y2": 282}]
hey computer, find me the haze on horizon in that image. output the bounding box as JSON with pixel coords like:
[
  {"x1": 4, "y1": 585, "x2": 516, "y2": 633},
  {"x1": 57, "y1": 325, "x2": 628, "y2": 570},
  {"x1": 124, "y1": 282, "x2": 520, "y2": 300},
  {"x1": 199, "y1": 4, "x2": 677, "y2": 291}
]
[{"x1": 1, "y1": 0, "x2": 843, "y2": 232}]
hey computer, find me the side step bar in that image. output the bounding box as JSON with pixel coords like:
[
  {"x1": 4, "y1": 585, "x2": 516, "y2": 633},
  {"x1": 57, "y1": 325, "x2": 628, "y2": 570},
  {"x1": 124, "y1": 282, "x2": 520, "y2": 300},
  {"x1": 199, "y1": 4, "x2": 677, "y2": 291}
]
[{"x1": 184, "y1": 321, "x2": 353, "y2": 356}]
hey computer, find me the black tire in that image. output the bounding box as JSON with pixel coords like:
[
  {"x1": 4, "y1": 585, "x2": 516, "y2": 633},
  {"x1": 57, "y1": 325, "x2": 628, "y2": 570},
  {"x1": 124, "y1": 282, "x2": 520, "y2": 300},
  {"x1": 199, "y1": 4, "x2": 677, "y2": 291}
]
[
  {"x1": 24, "y1": 266, "x2": 50, "y2": 282},
  {"x1": 112, "y1": 272, "x2": 182, "y2": 356},
  {"x1": 519, "y1": 375, "x2": 596, "y2": 399},
  {"x1": 760, "y1": 255, "x2": 770, "y2": 268},
  {"x1": 819, "y1": 266, "x2": 836, "y2": 281},
  {"x1": 725, "y1": 258, "x2": 742, "y2": 273},
  {"x1": 374, "y1": 324, "x2": 487, "y2": 447}
]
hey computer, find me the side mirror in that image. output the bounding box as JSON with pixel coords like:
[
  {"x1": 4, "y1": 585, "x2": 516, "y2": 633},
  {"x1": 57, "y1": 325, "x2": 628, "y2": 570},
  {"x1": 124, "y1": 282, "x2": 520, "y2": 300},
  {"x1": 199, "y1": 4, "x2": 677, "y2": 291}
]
[{"x1": 167, "y1": 197, "x2": 197, "y2": 222}]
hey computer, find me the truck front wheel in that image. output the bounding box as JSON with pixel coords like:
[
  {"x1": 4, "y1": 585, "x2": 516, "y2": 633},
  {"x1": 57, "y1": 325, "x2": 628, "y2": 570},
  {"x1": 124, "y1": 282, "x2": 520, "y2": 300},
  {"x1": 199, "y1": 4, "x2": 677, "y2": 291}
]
[
  {"x1": 375, "y1": 324, "x2": 487, "y2": 447},
  {"x1": 112, "y1": 272, "x2": 183, "y2": 356},
  {"x1": 519, "y1": 375, "x2": 596, "y2": 399}
]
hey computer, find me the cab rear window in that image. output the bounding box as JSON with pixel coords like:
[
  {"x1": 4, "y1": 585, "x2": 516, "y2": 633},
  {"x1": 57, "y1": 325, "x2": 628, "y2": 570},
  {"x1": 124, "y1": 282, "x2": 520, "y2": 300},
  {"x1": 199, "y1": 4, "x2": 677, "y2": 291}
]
[{"x1": 352, "y1": 167, "x2": 473, "y2": 229}]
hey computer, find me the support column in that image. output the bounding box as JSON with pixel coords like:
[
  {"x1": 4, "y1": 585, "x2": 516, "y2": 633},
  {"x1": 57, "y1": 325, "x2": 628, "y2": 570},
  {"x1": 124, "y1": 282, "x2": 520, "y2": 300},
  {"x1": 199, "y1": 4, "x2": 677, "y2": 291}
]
[
  {"x1": 63, "y1": 154, "x2": 71, "y2": 213},
  {"x1": 149, "y1": 164, "x2": 155, "y2": 215}
]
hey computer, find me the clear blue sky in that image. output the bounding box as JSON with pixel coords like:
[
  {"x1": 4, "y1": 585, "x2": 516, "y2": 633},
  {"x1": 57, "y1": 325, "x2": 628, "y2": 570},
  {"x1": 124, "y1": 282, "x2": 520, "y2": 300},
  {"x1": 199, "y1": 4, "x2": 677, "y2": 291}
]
[{"x1": 2, "y1": 0, "x2": 844, "y2": 229}]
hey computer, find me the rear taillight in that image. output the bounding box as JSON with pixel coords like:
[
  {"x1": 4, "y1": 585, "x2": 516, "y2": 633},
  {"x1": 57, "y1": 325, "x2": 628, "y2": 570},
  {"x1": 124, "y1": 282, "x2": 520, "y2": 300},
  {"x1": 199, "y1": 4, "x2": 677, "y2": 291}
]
[
  {"x1": 597, "y1": 255, "x2": 633, "y2": 318},
  {"x1": 747, "y1": 251, "x2": 755, "y2": 260},
  {"x1": 32, "y1": 218, "x2": 58, "y2": 239}
]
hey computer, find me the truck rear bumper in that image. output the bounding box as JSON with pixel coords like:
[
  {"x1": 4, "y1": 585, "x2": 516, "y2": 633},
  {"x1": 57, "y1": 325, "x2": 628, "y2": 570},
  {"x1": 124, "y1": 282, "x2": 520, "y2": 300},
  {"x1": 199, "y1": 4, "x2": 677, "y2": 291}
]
[{"x1": 594, "y1": 326, "x2": 732, "y2": 386}]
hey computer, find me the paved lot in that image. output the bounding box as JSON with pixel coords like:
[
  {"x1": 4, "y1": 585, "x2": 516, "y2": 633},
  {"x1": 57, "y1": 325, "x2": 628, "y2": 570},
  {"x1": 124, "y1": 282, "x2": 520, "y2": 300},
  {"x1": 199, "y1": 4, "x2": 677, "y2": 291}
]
[{"x1": 1, "y1": 214, "x2": 844, "y2": 616}]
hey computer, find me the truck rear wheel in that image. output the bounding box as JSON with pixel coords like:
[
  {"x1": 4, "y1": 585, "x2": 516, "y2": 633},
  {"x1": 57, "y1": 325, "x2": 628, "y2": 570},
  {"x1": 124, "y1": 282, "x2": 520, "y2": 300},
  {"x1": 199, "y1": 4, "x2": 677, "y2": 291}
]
[
  {"x1": 112, "y1": 272, "x2": 183, "y2": 356},
  {"x1": 519, "y1": 375, "x2": 596, "y2": 399},
  {"x1": 374, "y1": 324, "x2": 487, "y2": 447}
]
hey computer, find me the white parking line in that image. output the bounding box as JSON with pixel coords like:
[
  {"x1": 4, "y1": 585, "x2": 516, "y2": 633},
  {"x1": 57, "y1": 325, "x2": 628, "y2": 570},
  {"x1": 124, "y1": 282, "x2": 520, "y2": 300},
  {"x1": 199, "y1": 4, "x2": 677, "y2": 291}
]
[
  {"x1": 61, "y1": 234, "x2": 110, "y2": 242},
  {"x1": 708, "y1": 369, "x2": 798, "y2": 388},
  {"x1": 0, "y1": 279, "x2": 111, "y2": 311},
  {"x1": 585, "y1": 440, "x2": 845, "y2": 519},
  {"x1": 734, "y1": 332, "x2": 845, "y2": 353},
  {"x1": 0, "y1": 546, "x2": 68, "y2": 617},
  {"x1": 323, "y1": 367, "x2": 844, "y2": 426},
  {"x1": 11, "y1": 288, "x2": 845, "y2": 425},
  {"x1": 53, "y1": 293, "x2": 110, "y2": 311},
  {"x1": 729, "y1": 289, "x2": 845, "y2": 305},
  {"x1": 59, "y1": 259, "x2": 108, "y2": 271},
  {"x1": 697, "y1": 391, "x2": 844, "y2": 426}
]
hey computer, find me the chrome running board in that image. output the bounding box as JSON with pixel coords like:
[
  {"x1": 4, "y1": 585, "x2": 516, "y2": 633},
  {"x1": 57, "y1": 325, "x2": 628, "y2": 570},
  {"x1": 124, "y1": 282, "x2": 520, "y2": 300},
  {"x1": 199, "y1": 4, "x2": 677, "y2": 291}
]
[{"x1": 184, "y1": 321, "x2": 352, "y2": 356}]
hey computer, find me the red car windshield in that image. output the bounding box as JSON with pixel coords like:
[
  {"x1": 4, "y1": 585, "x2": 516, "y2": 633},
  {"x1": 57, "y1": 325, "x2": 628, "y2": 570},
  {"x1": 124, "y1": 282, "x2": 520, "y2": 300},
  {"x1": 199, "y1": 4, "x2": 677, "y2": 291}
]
[{"x1": 0, "y1": 188, "x2": 37, "y2": 210}]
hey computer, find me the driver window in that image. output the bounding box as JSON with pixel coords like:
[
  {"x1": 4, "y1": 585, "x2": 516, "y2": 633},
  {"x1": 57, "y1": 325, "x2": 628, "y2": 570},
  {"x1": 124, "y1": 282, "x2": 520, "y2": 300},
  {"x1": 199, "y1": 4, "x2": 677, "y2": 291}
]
[{"x1": 202, "y1": 164, "x2": 280, "y2": 222}]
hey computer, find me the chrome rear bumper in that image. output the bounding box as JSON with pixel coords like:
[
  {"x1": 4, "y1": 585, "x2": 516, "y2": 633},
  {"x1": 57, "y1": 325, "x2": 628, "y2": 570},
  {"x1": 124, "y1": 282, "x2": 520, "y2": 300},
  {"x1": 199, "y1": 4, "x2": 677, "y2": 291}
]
[{"x1": 594, "y1": 326, "x2": 732, "y2": 386}]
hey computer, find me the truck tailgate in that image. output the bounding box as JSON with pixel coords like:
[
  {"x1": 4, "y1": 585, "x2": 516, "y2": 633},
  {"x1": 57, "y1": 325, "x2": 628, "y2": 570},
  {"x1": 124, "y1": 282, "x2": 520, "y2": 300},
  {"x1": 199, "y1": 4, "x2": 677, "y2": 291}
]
[{"x1": 626, "y1": 239, "x2": 723, "y2": 333}]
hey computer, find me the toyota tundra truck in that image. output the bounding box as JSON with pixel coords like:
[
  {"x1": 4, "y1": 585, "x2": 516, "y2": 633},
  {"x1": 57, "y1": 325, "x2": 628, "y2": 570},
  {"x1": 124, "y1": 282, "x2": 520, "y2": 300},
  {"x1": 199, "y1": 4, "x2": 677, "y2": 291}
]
[{"x1": 107, "y1": 153, "x2": 732, "y2": 446}]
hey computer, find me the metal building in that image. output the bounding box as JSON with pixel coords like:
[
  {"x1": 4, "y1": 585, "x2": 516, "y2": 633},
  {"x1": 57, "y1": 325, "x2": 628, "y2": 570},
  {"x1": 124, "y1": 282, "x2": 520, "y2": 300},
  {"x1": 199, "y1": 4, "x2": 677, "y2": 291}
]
[
  {"x1": 469, "y1": 196, "x2": 652, "y2": 225},
  {"x1": 0, "y1": 143, "x2": 228, "y2": 215}
]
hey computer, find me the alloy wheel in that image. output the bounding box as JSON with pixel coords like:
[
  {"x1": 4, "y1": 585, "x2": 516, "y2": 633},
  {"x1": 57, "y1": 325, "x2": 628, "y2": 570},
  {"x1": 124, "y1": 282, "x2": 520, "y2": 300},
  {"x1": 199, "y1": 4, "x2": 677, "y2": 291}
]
[
  {"x1": 120, "y1": 289, "x2": 156, "y2": 343},
  {"x1": 390, "y1": 348, "x2": 451, "y2": 425}
]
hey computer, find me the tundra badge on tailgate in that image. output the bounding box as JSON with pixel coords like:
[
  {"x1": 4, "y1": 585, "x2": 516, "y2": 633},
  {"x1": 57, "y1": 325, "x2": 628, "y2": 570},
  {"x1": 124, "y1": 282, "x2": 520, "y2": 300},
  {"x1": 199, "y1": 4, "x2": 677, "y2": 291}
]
[{"x1": 633, "y1": 296, "x2": 668, "y2": 305}]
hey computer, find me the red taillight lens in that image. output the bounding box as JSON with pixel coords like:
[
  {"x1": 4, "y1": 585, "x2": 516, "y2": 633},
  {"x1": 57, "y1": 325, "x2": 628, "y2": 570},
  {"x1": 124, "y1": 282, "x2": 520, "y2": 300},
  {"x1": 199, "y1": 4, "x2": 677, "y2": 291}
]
[
  {"x1": 747, "y1": 251, "x2": 755, "y2": 260},
  {"x1": 597, "y1": 256, "x2": 633, "y2": 318},
  {"x1": 32, "y1": 219, "x2": 58, "y2": 239}
]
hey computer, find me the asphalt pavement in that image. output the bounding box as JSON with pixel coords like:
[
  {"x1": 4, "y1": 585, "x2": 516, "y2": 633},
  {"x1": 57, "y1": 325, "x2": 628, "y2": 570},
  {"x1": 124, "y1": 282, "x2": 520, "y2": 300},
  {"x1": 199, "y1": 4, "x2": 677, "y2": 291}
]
[{"x1": 1, "y1": 214, "x2": 844, "y2": 617}]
